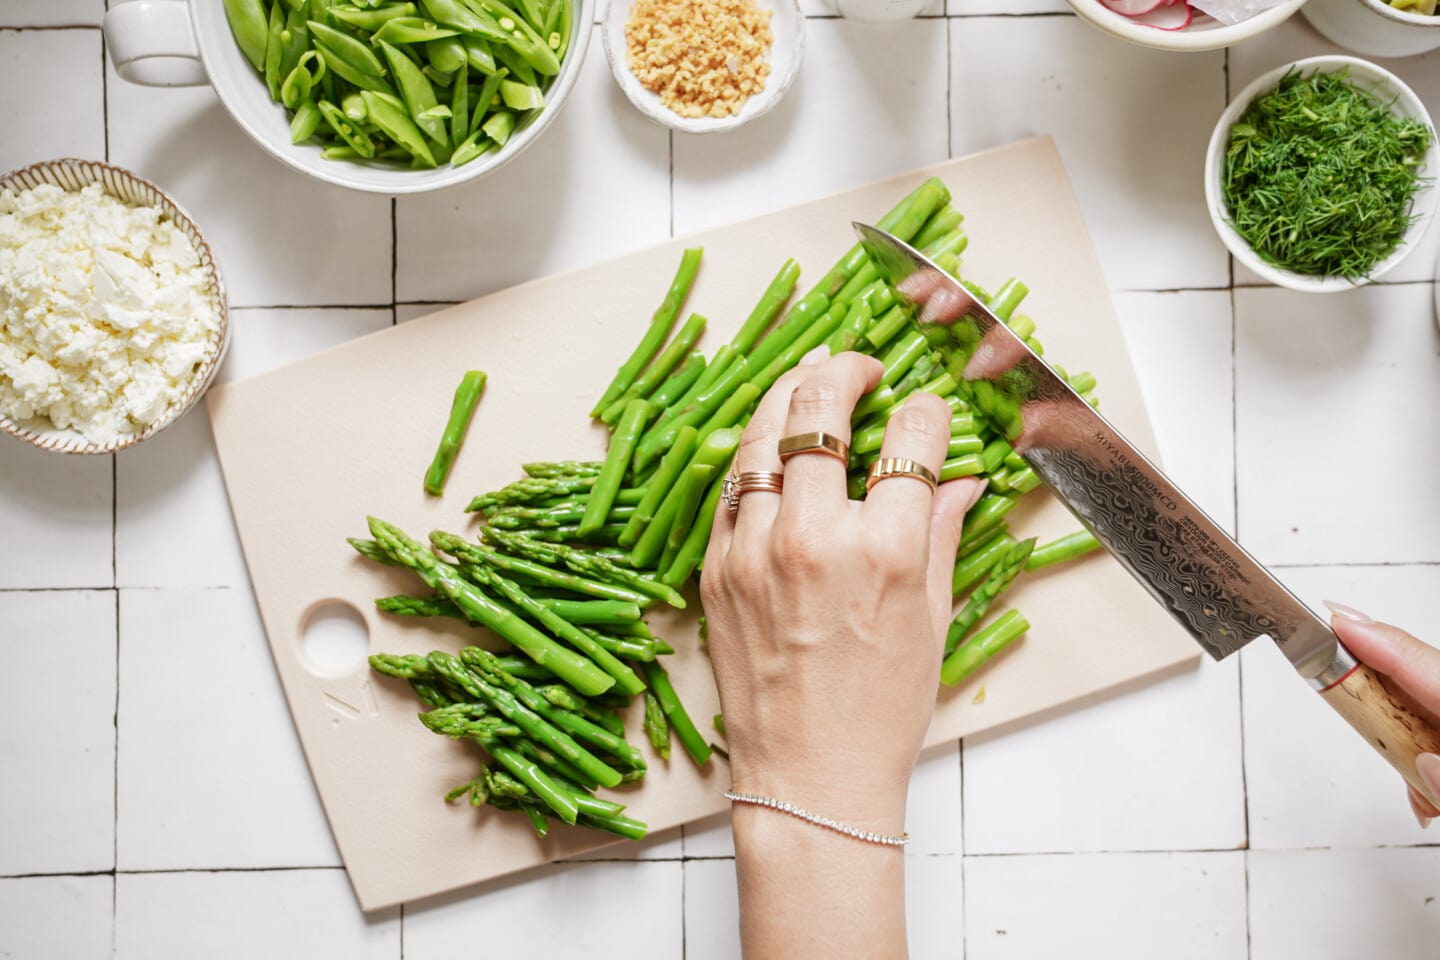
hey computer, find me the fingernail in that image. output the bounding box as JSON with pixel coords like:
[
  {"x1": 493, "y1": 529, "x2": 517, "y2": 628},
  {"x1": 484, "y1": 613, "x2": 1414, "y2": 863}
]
[
  {"x1": 800, "y1": 345, "x2": 830, "y2": 366},
  {"x1": 1323, "y1": 600, "x2": 1373, "y2": 623},
  {"x1": 962, "y1": 479, "x2": 987, "y2": 512},
  {"x1": 1419, "y1": 753, "x2": 1440, "y2": 799},
  {"x1": 1411, "y1": 788, "x2": 1433, "y2": 830}
]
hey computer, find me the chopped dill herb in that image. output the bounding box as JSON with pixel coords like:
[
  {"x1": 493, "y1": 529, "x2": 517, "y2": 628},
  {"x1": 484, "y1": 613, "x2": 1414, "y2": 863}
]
[{"x1": 1222, "y1": 68, "x2": 1433, "y2": 280}]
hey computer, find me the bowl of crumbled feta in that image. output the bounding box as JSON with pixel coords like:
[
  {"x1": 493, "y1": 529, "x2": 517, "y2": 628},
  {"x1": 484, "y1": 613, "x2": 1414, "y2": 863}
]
[{"x1": 0, "y1": 159, "x2": 228, "y2": 455}]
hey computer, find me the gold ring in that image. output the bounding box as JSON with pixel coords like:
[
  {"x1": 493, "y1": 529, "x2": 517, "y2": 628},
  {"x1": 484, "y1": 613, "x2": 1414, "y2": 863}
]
[
  {"x1": 723, "y1": 470, "x2": 785, "y2": 515},
  {"x1": 865, "y1": 457, "x2": 938, "y2": 493},
  {"x1": 777, "y1": 431, "x2": 849, "y2": 465}
]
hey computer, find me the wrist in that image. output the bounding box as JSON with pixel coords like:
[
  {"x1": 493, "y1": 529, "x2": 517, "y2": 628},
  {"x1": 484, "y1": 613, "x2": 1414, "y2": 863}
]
[{"x1": 727, "y1": 764, "x2": 910, "y2": 838}]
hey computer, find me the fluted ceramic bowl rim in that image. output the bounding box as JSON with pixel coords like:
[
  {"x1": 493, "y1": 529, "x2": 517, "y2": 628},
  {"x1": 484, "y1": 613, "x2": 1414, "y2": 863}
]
[{"x1": 0, "y1": 158, "x2": 230, "y2": 455}]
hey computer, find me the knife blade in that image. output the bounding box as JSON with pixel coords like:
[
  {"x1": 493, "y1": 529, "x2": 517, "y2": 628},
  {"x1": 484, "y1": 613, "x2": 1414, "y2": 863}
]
[{"x1": 856, "y1": 222, "x2": 1440, "y2": 807}]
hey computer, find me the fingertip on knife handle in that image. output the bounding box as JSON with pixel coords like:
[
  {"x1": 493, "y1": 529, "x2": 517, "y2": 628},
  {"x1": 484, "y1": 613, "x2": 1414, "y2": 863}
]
[{"x1": 1314, "y1": 643, "x2": 1440, "y2": 810}]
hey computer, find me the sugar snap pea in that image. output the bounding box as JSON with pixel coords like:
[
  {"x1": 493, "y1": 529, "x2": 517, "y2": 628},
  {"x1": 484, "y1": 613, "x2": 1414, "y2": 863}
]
[
  {"x1": 463, "y1": 35, "x2": 497, "y2": 74},
  {"x1": 360, "y1": 90, "x2": 436, "y2": 165},
  {"x1": 426, "y1": 35, "x2": 467, "y2": 72},
  {"x1": 450, "y1": 61, "x2": 469, "y2": 144},
  {"x1": 371, "y1": 16, "x2": 461, "y2": 45},
  {"x1": 317, "y1": 99, "x2": 376, "y2": 157},
  {"x1": 263, "y1": 1, "x2": 286, "y2": 101},
  {"x1": 309, "y1": 20, "x2": 387, "y2": 76},
  {"x1": 329, "y1": 3, "x2": 418, "y2": 31},
  {"x1": 223, "y1": 0, "x2": 270, "y2": 72},
  {"x1": 379, "y1": 39, "x2": 449, "y2": 146},
  {"x1": 289, "y1": 98, "x2": 322, "y2": 142}
]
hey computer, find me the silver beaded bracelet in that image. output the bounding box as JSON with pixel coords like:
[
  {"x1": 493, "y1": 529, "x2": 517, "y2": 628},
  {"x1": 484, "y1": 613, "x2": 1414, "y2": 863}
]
[{"x1": 724, "y1": 790, "x2": 911, "y2": 847}]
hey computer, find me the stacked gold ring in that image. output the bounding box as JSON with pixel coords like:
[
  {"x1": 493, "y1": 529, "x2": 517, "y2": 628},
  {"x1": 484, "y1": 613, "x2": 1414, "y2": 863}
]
[
  {"x1": 777, "y1": 431, "x2": 849, "y2": 465},
  {"x1": 865, "y1": 457, "x2": 938, "y2": 492},
  {"x1": 723, "y1": 470, "x2": 785, "y2": 515}
]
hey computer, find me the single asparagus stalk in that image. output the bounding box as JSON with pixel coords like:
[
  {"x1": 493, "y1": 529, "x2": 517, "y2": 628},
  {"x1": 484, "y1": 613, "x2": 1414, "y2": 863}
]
[
  {"x1": 959, "y1": 494, "x2": 1018, "y2": 548},
  {"x1": 485, "y1": 529, "x2": 687, "y2": 608},
  {"x1": 411, "y1": 679, "x2": 457, "y2": 707},
  {"x1": 729, "y1": 259, "x2": 802, "y2": 356},
  {"x1": 453, "y1": 541, "x2": 649, "y2": 605},
  {"x1": 522, "y1": 804, "x2": 549, "y2": 837},
  {"x1": 1026, "y1": 529, "x2": 1102, "y2": 571},
  {"x1": 658, "y1": 464, "x2": 716, "y2": 574},
  {"x1": 492, "y1": 654, "x2": 556, "y2": 683},
  {"x1": 419, "y1": 706, "x2": 580, "y2": 824},
  {"x1": 583, "y1": 628, "x2": 661, "y2": 662},
  {"x1": 446, "y1": 769, "x2": 490, "y2": 807},
  {"x1": 579, "y1": 398, "x2": 651, "y2": 536},
  {"x1": 579, "y1": 810, "x2": 649, "y2": 841},
  {"x1": 367, "y1": 518, "x2": 617, "y2": 696},
  {"x1": 634, "y1": 357, "x2": 749, "y2": 471},
  {"x1": 428, "y1": 651, "x2": 624, "y2": 788},
  {"x1": 824, "y1": 297, "x2": 875, "y2": 354},
  {"x1": 666, "y1": 345, "x2": 732, "y2": 422},
  {"x1": 467, "y1": 475, "x2": 597, "y2": 511},
  {"x1": 694, "y1": 382, "x2": 760, "y2": 448},
  {"x1": 487, "y1": 505, "x2": 637, "y2": 531},
  {"x1": 661, "y1": 473, "x2": 724, "y2": 588},
  {"x1": 517, "y1": 523, "x2": 629, "y2": 545},
  {"x1": 864, "y1": 304, "x2": 911, "y2": 352},
  {"x1": 600, "y1": 312, "x2": 707, "y2": 424},
  {"x1": 375, "y1": 594, "x2": 463, "y2": 620},
  {"x1": 745, "y1": 290, "x2": 830, "y2": 376},
  {"x1": 619, "y1": 425, "x2": 699, "y2": 547},
  {"x1": 591, "y1": 247, "x2": 702, "y2": 417},
  {"x1": 989, "y1": 278, "x2": 1028, "y2": 322},
  {"x1": 535, "y1": 598, "x2": 642, "y2": 625},
  {"x1": 940, "y1": 455, "x2": 986, "y2": 482},
  {"x1": 940, "y1": 609, "x2": 1030, "y2": 686},
  {"x1": 459, "y1": 560, "x2": 646, "y2": 697},
  {"x1": 748, "y1": 299, "x2": 854, "y2": 395},
  {"x1": 877, "y1": 330, "x2": 929, "y2": 389},
  {"x1": 947, "y1": 435, "x2": 984, "y2": 458},
  {"x1": 462, "y1": 647, "x2": 647, "y2": 770},
  {"x1": 424, "y1": 370, "x2": 487, "y2": 496},
  {"x1": 641, "y1": 661, "x2": 711, "y2": 766},
  {"x1": 645, "y1": 352, "x2": 706, "y2": 413},
  {"x1": 912, "y1": 205, "x2": 964, "y2": 249},
  {"x1": 522, "y1": 461, "x2": 602, "y2": 478},
  {"x1": 643, "y1": 690, "x2": 671, "y2": 760},
  {"x1": 510, "y1": 732, "x2": 604, "y2": 791},
  {"x1": 348, "y1": 537, "x2": 400, "y2": 566},
  {"x1": 945, "y1": 538, "x2": 1035, "y2": 656},
  {"x1": 950, "y1": 529, "x2": 1019, "y2": 595},
  {"x1": 540, "y1": 684, "x2": 626, "y2": 737}
]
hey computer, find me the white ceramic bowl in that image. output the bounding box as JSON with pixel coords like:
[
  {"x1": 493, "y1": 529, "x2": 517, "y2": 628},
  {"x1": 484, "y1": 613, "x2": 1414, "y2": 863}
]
[
  {"x1": 1303, "y1": 0, "x2": 1440, "y2": 59},
  {"x1": 103, "y1": 0, "x2": 594, "y2": 195},
  {"x1": 603, "y1": 0, "x2": 803, "y2": 134},
  {"x1": 1204, "y1": 56, "x2": 1438, "y2": 293},
  {"x1": 1066, "y1": 0, "x2": 1306, "y2": 51},
  {"x1": 0, "y1": 158, "x2": 230, "y2": 455}
]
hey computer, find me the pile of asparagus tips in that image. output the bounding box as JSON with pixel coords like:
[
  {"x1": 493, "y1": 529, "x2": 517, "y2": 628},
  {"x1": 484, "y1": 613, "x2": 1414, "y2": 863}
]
[{"x1": 354, "y1": 176, "x2": 1107, "y2": 841}]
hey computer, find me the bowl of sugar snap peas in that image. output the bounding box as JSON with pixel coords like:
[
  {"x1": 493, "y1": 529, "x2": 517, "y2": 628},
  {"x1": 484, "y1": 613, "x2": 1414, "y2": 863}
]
[{"x1": 103, "y1": 0, "x2": 594, "y2": 195}]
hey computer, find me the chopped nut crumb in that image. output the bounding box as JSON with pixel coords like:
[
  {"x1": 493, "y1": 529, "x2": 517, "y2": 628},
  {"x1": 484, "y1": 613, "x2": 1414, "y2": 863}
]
[{"x1": 626, "y1": 0, "x2": 774, "y2": 120}]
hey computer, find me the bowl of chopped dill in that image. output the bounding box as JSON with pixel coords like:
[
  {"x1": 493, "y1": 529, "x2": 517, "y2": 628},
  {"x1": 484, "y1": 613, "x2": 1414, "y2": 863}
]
[{"x1": 1205, "y1": 56, "x2": 1438, "y2": 292}]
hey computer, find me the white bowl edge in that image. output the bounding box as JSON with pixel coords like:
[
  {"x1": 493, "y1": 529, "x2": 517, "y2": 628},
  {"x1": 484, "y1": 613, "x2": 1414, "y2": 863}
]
[{"x1": 1066, "y1": 0, "x2": 1307, "y2": 51}]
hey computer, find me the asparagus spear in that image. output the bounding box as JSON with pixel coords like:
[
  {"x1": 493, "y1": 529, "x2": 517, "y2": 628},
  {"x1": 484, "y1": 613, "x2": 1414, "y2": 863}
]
[
  {"x1": 631, "y1": 427, "x2": 739, "y2": 571},
  {"x1": 467, "y1": 474, "x2": 598, "y2": 511},
  {"x1": 643, "y1": 690, "x2": 671, "y2": 760},
  {"x1": 418, "y1": 706, "x2": 580, "y2": 824},
  {"x1": 579, "y1": 398, "x2": 650, "y2": 536},
  {"x1": 450, "y1": 540, "x2": 649, "y2": 605},
  {"x1": 600, "y1": 313, "x2": 708, "y2": 424},
  {"x1": 951, "y1": 530, "x2": 1019, "y2": 596},
  {"x1": 523, "y1": 460, "x2": 602, "y2": 478},
  {"x1": 367, "y1": 517, "x2": 617, "y2": 696},
  {"x1": 591, "y1": 248, "x2": 702, "y2": 417},
  {"x1": 484, "y1": 529, "x2": 687, "y2": 608},
  {"x1": 661, "y1": 473, "x2": 725, "y2": 588},
  {"x1": 535, "y1": 598, "x2": 642, "y2": 625},
  {"x1": 619, "y1": 425, "x2": 699, "y2": 548},
  {"x1": 940, "y1": 609, "x2": 1030, "y2": 686},
  {"x1": 1026, "y1": 530, "x2": 1102, "y2": 571},
  {"x1": 641, "y1": 661, "x2": 711, "y2": 766},
  {"x1": 420, "y1": 371, "x2": 486, "y2": 495},
  {"x1": 945, "y1": 538, "x2": 1035, "y2": 656},
  {"x1": 729, "y1": 259, "x2": 801, "y2": 356},
  {"x1": 375, "y1": 594, "x2": 463, "y2": 620}
]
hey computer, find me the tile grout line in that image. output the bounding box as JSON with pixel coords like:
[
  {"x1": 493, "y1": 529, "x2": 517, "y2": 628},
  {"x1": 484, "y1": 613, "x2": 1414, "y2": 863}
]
[
  {"x1": 680, "y1": 854, "x2": 688, "y2": 960},
  {"x1": 399, "y1": 902, "x2": 406, "y2": 960},
  {"x1": 391, "y1": 197, "x2": 399, "y2": 321},
  {"x1": 105, "y1": 19, "x2": 119, "y2": 949},
  {"x1": 668, "y1": 130, "x2": 675, "y2": 238}
]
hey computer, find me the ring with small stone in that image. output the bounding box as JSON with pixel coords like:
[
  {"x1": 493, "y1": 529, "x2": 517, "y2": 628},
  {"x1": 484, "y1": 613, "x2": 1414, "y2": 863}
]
[{"x1": 722, "y1": 470, "x2": 785, "y2": 516}]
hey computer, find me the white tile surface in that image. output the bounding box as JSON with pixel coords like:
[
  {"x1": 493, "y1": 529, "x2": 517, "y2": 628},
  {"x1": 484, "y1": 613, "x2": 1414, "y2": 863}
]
[
  {"x1": 1248, "y1": 848, "x2": 1440, "y2": 958},
  {"x1": 1234, "y1": 284, "x2": 1440, "y2": 565},
  {"x1": 1228, "y1": 17, "x2": 1440, "y2": 286},
  {"x1": 0, "y1": 439, "x2": 113, "y2": 589},
  {"x1": 683, "y1": 858, "x2": 742, "y2": 960},
  {"x1": 105, "y1": 67, "x2": 393, "y2": 308},
  {"x1": 0, "y1": 2, "x2": 104, "y2": 26},
  {"x1": 114, "y1": 869, "x2": 398, "y2": 958},
  {"x1": 1115, "y1": 290, "x2": 1236, "y2": 532},
  {"x1": 0, "y1": 591, "x2": 116, "y2": 875},
  {"x1": 404, "y1": 861, "x2": 683, "y2": 958},
  {"x1": 673, "y1": 18, "x2": 949, "y2": 235},
  {"x1": 115, "y1": 309, "x2": 391, "y2": 589},
  {"x1": 951, "y1": 16, "x2": 1229, "y2": 292},
  {"x1": 0, "y1": 28, "x2": 104, "y2": 171},
  {"x1": 116, "y1": 587, "x2": 340, "y2": 869},
  {"x1": 0, "y1": 875, "x2": 113, "y2": 959},
  {"x1": 964, "y1": 656, "x2": 1245, "y2": 854},
  {"x1": 396, "y1": 26, "x2": 670, "y2": 303},
  {"x1": 949, "y1": 0, "x2": 1068, "y2": 11},
  {"x1": 1243, "y1": 564, "x2": 1440, "y2": 850},
  {"x1": 964, "y1": 851, "x2": 1248, "y2": 959},
  {"x1": 905, "y1": 855, "x2": 965, "y2": 960}
]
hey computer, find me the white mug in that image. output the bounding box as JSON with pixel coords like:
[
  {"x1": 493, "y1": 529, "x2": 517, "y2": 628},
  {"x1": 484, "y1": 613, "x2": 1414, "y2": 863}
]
[{"x1": 102, "y1": 0, "x2": 595, "y2": 194}]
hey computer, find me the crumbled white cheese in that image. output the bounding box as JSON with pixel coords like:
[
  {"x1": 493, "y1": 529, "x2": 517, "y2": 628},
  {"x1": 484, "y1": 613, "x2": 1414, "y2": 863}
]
[{"x1": 0, "y1": 182, "x2": 221, "y2": 444}]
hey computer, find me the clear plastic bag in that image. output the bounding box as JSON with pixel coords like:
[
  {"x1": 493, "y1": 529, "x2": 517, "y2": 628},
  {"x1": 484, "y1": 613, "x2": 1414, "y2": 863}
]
[{"x1": 1188, "y1": 0, "x2": 1291, "y2": 25}]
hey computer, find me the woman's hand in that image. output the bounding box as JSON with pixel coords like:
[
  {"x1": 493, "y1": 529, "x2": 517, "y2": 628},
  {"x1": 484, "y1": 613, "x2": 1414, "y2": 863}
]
[
  {"x1": 1326, "y1": 602, "x2": 1440, "y2": 827},
  {"x1": 700, "y1": 348, "x2": 985, "y2": 959}
]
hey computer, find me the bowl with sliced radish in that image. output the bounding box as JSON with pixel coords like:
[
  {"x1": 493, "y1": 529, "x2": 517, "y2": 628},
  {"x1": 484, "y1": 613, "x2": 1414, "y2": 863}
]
[{"x1": 1067, "y1": 0, "x2": 1307, "y2": 50}]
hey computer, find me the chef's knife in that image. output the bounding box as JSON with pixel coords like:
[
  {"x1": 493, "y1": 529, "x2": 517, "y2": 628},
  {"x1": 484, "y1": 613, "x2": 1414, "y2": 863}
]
[{"x1": 857, "y1": 222, "x2": 1440, "y2": 807}]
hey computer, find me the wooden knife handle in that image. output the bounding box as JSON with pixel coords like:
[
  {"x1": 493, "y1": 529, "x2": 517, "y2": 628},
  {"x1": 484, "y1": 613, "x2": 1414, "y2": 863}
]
[{"x1": 1318, "y1": 655, "x2": 1440, "y2": 810}]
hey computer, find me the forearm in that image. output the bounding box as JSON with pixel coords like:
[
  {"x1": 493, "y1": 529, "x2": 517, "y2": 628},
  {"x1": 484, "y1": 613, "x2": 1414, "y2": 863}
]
[{"x1": 732, "y1": 802, "x2": 909, "y2": 959}]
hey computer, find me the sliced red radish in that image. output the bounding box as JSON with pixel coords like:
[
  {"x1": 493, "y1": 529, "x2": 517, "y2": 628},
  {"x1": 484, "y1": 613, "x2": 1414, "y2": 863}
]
[
  {"x1": 1130, "y1": 1, "x2": 1193, "y2": 28},
  {"x1": 1101, "y1": 0, "x2": 1166, "y2": 14}
]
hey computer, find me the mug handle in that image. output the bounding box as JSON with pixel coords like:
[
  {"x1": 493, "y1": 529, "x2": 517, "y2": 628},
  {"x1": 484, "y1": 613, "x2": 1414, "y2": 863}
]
[{"x1": 104, "y1": 0, "x2": 208, "y2": 87}]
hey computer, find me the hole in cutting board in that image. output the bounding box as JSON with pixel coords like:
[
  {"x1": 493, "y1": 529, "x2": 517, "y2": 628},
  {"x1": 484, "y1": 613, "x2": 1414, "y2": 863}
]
[{"x1": 301, "y1": 601, "x2": 370, "y2": 676}]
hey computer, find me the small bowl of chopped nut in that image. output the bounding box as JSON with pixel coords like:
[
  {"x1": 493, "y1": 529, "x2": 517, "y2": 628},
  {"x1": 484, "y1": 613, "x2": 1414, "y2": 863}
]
[
  {"x1": 604, "y1": 0, "x2": 804, "y2": 133},
  {"x1": 0, "y1": 159, "x2": 229, "y2": 455}
]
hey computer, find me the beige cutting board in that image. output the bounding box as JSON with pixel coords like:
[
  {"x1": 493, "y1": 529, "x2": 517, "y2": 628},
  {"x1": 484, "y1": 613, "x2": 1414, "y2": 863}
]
[{"x1": 207, "y1": 136, "x2": 1197, "y2": 911}]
